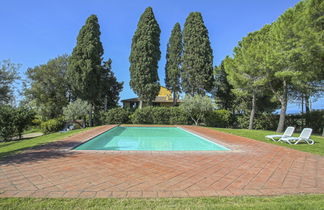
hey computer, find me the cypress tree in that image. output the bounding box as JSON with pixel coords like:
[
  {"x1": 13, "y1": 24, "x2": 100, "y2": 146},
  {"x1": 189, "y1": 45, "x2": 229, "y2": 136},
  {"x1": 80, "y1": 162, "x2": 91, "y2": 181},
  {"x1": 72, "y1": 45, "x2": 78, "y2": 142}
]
[
  {"x1": 182, "y1": 12, "x2": 214, "y2": 96},
  {"x1": 129, "y1": 7, "x2": 161, "y2": 104},
  {"x1": 165, "y1": 23, "x2": 182, "y2": 105},
  {"x1": 67, "y1": 15, "x2": 103, "y2": 126},
  {"x1": 212, "y1": 60, "x2": 235, "y2": 110}
]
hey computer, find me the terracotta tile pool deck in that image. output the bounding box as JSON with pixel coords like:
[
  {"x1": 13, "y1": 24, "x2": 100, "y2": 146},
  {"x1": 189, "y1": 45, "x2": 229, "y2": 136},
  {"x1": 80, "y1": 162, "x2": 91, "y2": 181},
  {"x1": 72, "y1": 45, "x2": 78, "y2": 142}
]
[{"x1": 0, "y1": 125, "x2": 323, "y2": 198}]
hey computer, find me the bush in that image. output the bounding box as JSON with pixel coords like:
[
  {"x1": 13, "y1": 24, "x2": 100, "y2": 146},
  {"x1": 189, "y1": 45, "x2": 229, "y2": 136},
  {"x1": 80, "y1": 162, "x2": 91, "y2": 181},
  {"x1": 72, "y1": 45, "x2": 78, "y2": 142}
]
[
  {"x1": 130, "y1": 106, "x2": 189, "y2": 125},
  {"x1": 253, "y1": 113, "x2": 278, "y2": 130},
  {"x1": 205, "y1": 109, "x2": 231, "y2": 128},
  {"x1": 101, "y1": 108, "x2": 131, "y2": 124},
  {"x1": 169, "y1": 107, "x2": 190, "y2": 125},
  {"x1": 130, "y1": 107, "x2": 154, "y2": 124},
  {"x1": 151, "y1": 107, "x2": 171, "y2": 124},
  {"x1": 41, "y1": 117, "x2": 65, "y2": 134}
]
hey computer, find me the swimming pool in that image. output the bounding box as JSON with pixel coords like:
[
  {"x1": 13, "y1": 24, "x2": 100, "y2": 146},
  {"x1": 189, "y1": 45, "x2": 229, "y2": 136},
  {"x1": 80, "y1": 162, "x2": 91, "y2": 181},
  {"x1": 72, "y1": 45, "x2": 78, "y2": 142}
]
[{"x1": 74, "y1": 127, "x2": 230, "y2": 151}]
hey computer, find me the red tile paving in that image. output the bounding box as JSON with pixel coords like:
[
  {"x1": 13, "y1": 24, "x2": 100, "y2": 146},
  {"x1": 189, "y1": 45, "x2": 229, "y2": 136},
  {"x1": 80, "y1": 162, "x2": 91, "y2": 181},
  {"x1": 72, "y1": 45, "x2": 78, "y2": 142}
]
[{"x1": 0, "y1": 125, "x2": 323, "y2": 198}]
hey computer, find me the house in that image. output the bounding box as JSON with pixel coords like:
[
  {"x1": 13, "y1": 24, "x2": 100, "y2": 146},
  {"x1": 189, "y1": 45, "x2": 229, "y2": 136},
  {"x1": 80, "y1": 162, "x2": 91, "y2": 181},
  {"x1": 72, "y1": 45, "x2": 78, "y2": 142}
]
[{"x1": 122, "y1": 86, "x2": 182, "y2": 109}]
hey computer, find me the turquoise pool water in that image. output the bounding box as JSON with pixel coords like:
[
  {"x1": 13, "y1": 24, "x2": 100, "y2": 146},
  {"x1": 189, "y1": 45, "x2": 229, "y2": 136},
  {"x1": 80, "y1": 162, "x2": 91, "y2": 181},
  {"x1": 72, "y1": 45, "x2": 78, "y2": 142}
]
[{"x1": 74, "y1": 127, "x2": 230, "y2": 151}]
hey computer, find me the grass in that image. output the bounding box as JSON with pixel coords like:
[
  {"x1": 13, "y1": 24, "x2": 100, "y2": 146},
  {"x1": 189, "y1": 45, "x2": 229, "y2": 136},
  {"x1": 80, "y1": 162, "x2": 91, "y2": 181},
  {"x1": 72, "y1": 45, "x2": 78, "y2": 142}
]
[
  {"x1": 22, "y1": 127, "x2": 42, "y2": 135},
  {"x1": 0, "y1": 195, "x2": 324, "y2": 209},
  {"x1": 0, "y1": 128, "x2": 91, "y2": 159},
  {"x1": 211, "y1": 127, "x2": 324, "y2": 156}
]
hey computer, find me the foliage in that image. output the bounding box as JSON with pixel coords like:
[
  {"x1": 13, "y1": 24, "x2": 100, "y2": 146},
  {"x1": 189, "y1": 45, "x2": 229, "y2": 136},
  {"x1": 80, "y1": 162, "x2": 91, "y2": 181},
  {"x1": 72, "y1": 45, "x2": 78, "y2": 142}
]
[
  {"x1": 180, "y1": 95, "x2": 214, "y2": 125},
  {"x1": 99, "y1": 59, "x2": 123, "y2": 110},
  {"x1": 63, "y1": 99, "x2": 90, "y2": 127},
  {"x1": 25, "y1": 55, "x2": 69, "y2": 120},
  {"x1": 67, "y1": 15, "x2": 104, "y2": 126},
  {"x1": 0, "y1": 105, "x2": 34, "y2": 141},
  {"x1": 12, "y1": 107, "x2": 35, "y2": 139},
  {"x1": 130, "y1": 107, "x2": 189, "y2": 125},
  {"x1": 40, "y1": 117, "x2": 65, "y2": 134},
  {"x1": 165, "y1": 23, "x2": 182, "y2": 105},
  {"x1": 0, "y1": 60, "x2": 20, "y2": 104},
  {"x1": 205, "y1": 109, "x2": 231, "y2": 128},
  {"x1": 130, "y1": 107, "x2": 154, "y2": 124},
  {"x1": 168, "y1": 107, "x2": 190, "y2": 125},
  {"x1": 129, "y1": 7, "x2": 161, "y2": 102},
  {"x1": 101, "y1": 108, "x2": 131, "y2": 124},
  {"x1": 182, "y1": 12, "x2": 214, "y2": 96},
  {"x1": 211, "y1": 61, "x2": 235, "y2": 110},
  {"x1": 0, "y1": 105, "x2": 17, "y2": 140}
]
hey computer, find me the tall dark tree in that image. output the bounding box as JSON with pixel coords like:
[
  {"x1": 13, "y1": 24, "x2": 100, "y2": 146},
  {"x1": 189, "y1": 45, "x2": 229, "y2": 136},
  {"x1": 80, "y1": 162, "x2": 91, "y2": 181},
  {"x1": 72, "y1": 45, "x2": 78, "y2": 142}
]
[
  {"x1": 212, "y1": 59, "x2": 235, "y2": 110},
  {"x1": 100, "y1": 59, "x2": 123, "y2": 111},
  {"x1": 0, "y1": 60, "x2": 20, "y2": 105},
  {"x1": 129, "y1": 7, "x2": 161, "y2": 104},
  {"x1": 165, "y1": 22, "x2": 182, "y2": 105},
  {"x1": 67, "y1": 15, "x2": 104, "y2": 126},
  {"x1": 25, "y1": 55, "x2": 69, "y2": 120},
  {"x1": 182, "y1": 12, "x2": 214, "y2": 96}
]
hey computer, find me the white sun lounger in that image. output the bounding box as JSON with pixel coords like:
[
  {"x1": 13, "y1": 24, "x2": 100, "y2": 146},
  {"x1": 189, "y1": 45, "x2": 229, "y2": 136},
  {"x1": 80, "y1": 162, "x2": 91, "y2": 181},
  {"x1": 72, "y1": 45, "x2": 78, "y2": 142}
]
[
  {"x1": 279, "y1": 128, "x2": 314, "y2": 145},
  {"x1": 265, "y1": 126, "x2": 295, "y2": 142}
]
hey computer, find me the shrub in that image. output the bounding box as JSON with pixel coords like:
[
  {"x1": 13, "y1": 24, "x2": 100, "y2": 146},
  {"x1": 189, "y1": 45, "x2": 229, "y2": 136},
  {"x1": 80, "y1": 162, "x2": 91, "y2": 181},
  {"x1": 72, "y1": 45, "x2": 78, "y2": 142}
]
[
  {"x1": 130, "y1": 107, "x2": 154, "y2": 124},
  {"x1": 205, "y1": 109, "x2": 231, "y2": 128},
  {"x1": 253, "y1": 112, "x2": 278, "y2": 130},
  {"x1": 41, "y1": 117, "x2": 65, "y2": 134},
  {"x1": 101, "y1": 108, "x2": 131, "y2": 124},
  {"x1": 169, "y1": 107, "x2": 190, "y2": 125},
  {"x1": 152, "y1": 107, "x2": 171, "y2": 124}
]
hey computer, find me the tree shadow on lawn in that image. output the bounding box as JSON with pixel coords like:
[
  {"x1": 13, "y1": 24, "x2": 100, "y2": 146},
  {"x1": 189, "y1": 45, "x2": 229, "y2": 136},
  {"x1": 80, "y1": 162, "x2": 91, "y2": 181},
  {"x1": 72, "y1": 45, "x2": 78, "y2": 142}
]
[{"x1": 0, "y1": 140, "x2": 82, "y2": 165}]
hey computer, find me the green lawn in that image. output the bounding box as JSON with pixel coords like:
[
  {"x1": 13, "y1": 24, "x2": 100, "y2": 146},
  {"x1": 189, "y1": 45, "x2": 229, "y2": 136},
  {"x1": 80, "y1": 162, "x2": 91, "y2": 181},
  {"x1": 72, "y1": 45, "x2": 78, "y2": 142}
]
[
  {"x1": 211, "y1": 127, "x2": 324, "y2": 156},
  {"x1": 0, "y1": 195, "x2": 324, "y2": 210},
  {"x1": 0, "y1": 128, "x2": 91, "y2": 159}
]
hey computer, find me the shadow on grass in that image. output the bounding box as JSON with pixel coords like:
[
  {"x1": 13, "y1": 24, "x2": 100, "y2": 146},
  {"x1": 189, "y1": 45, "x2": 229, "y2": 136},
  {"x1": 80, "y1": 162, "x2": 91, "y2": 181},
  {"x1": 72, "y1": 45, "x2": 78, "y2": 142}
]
[{"x1": 0, "y1": 140, "x2": 81, "y2": 165}]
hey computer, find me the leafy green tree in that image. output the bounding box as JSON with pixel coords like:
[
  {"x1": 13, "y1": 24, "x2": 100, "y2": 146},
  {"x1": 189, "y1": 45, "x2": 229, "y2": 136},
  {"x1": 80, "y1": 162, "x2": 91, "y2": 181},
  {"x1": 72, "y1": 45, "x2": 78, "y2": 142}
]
[
  {"x1": 225, "y1": 28, "x2": 269, "y2": 130},
  {"x1": 212, "y1": 60, "x2": 235, "y2": 110},
  {"x1": 129, "y1": 7, "x2": 161, "y2": 104},
  {"x1": 67, "y1": 15, "x2": 104, "y2": 126},
  {"x1": 25, "y1": 55, "x2": 69, "y2": 120},
  {"x1": 265, "y1": 4, "x2": 317, "y2": 132},
  {"x1": 182, "y1": 12, "x2": 214, "y2": 95},
  {"x1": 99, "y1": 59, "x2": 123, "y2": 111},
  {"x1": 13, "y1": 107, "x2": 35, "y2": 139},
  {"x1": 63, "y1": 99, "x2": 90, "y2": 127},
  {"x1": 165, "y1": 23, "x2": 182, "y2": 105},
  {"x1": 0, "y1": 105, "x2": 16, "y2": 141},
  {"x1": 0, "y1": 60, "x2": 20, "y2": 104},
  {"x1": 180, "y1": 95, "x2": 214, "y2": 125}
]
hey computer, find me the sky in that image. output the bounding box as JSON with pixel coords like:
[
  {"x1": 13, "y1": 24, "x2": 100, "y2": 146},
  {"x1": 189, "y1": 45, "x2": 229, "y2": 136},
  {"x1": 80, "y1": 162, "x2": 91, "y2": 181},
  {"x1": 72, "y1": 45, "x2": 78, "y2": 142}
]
[{"x1": 0, "y1": 0, "x2": 322, "y2": 113}]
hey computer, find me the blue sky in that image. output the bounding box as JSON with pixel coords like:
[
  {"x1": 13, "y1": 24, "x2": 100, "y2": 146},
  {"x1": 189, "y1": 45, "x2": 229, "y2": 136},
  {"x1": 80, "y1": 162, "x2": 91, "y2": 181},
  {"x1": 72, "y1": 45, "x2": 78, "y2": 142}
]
[{"x1": 1, "y1": 0, "x2": 322, "y2": 113}]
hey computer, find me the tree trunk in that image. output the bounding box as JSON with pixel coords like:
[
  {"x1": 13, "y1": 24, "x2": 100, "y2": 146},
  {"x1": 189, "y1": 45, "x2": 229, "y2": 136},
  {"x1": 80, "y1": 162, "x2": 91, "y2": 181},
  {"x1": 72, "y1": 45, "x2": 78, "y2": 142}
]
[
  {"x1": 173, "y1": 91, "x2": 177, "y2": 106},
  {"x1": 322, "y1": 128, "x2": 324, "y2": 137},
  {"x1": 305, "y1": 95, "x2": 310, "y2": 127},
  {"x1": 89, "y1": 103, "x2": 93, "y2": 127},
  {"x1": 248, "y1": 93, "x2": 256, "y2": 130},
  {"x1": 276, "y1": 80, "x2": 288, "y2": 133},
  {"x1": 104, "y1": 95, "x2": 108, "y2": 112}
]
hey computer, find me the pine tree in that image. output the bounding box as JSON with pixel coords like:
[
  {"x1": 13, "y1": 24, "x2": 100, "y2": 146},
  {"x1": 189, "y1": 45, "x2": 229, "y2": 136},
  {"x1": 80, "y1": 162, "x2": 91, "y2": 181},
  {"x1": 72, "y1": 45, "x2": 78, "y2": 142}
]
[
  {"x1": 182, "y1": 12, "x2": 214, "y2": 96},
  {"x1": 129, "y1": 7, "x2": 161, "y2": 104},
  {"x1": 67, "y1": 15, "x2": 103, "y2": 126},
  {"x1": 165, "y1": 23, "x2": 182, "y2": 105}
]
